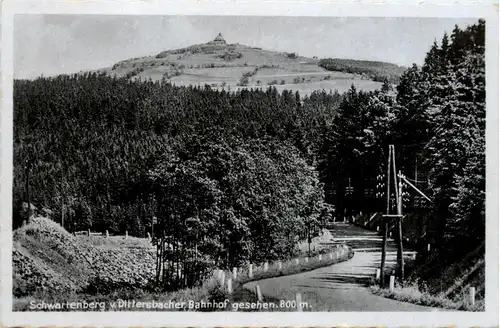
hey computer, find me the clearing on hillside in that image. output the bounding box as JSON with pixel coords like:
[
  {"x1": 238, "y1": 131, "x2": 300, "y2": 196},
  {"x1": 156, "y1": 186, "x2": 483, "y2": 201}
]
[{"x1": 92, "y1": 33, "x2": 391, "y2": 96}]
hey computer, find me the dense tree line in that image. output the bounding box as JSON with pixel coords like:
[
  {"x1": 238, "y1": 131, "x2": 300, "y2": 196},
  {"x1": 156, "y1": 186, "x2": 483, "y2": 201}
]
[
  {"x1": 318, "y1": 58, "x2": 406, "y2": 84},
  {"x1": 13, "y1": 73, "x2": 342, "y2": 288},
  {"x1": 320, "y1": 20, "x2": 485, "y2": 268},
  {"x1": 14, "y1": 19, "x2": 484, "y2": 289},
  {"x1": 400, "y1": 20, "x2": 486, "y2": 262}
]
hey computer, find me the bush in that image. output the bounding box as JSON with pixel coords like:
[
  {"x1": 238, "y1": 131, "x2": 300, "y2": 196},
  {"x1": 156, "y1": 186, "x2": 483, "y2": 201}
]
[
  {"x1": 125, "y1": 68, "x2": 144, "y2": 79},
  {"x1": 237, "y1": 76, "x2": 249, "y2": 86},
  {"x1": 219, "y1": 52, "x2": 243, "y2": 61}
]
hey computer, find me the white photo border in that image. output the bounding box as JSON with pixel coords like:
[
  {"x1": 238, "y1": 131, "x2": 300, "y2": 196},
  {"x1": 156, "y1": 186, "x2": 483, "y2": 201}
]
[{"x1": 1, "y1": 1, "x2": 498, "y2": 327}]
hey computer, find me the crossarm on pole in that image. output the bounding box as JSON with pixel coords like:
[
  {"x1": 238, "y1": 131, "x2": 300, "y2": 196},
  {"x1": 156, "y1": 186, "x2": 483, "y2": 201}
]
[{"x1": 399, "y1": 174, "x2": 432, "y2": 203}]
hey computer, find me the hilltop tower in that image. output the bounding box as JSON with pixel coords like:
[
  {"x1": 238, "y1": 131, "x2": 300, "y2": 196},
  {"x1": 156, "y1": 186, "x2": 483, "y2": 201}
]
[{"x1": 212, "y1": 33, "x2": 226, "y2": 45}]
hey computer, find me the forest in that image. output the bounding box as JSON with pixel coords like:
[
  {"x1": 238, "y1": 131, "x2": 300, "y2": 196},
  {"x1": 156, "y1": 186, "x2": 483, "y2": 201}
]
[
  {"x1": 318, "y1": 58, "x2": 406, "y2": 83},
  {"x1": 13, "y1": 20, "x2": 485, "y2": 290}
]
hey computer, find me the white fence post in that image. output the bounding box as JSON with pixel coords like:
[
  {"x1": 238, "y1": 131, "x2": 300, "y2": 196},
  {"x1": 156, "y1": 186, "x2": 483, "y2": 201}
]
[
  {"x1": 389, "y1": 275, "x2": 395, "y2": 292},
  {"x1": 232, "y1": 267, "x2": 238, "y2": 279},
  {"x1": 227, "y1": 278, "x2": 233, "y2": 294},
  {"x1": 125, "y1": 230, "x2": 128, "y2": 239},
  {"x1": 278, "y1": 261, "x2": 282, "y2": 270},
  {"x1": 87, "y1": 229, "x2": 91, "y2": 236},
  {"x1": 375, "y1": 268, "x2": 381, "y2": 281},
  {"x1": 427, "y1": 243, "x2": 431, "y2": 252},
  {"x1": 377, "y1": 226, "x2": 379, "y2": 232},
  {"x1": 264, "y1": 262, "x2": 269, "y2": 272},
  {"x1": 255, "y1": 284, "x2": 263, "y2": 301},
  {"x1": 469, "y1": 287, "x2": 475, "y2": 307},
  {"x1": 318, "y1": 254, "x2": 322, "y2": 261},
  {"x1": 248, "y1": 264, "x2": 253, "y2": 278},
  {"x1": 105, "y1": 230, "x2": 109, "y2": 238},
  {"x1": 305, "y1": 257, "x2": 309, "y2": 263},
  {"x1": 295, "y1": 292, "x2": 303, "y2": 312},
  {"x1": 219, "y1": 271, "x2": 225, "y2": 286}
]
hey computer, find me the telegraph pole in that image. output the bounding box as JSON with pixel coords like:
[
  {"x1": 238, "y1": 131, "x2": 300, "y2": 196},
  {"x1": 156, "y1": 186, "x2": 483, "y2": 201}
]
[
  {"x1": 397, "y1": 169, "x2": 404, "y2": 281},
  {"x1": 379, "y1": 146, "x2": 433, "y2": 286},
  {"x1": 380, "y1": 145, "x2": 406, "y2": 284},
  {"x1": 379, "y1": 145, "x2": 391, "y2": 287},
  {"x1": 61, "y1": 197, "x2": 65, "y2": 229},
  {"x1": 25, "y1": 159, "x2": 31, "y2": 221}
]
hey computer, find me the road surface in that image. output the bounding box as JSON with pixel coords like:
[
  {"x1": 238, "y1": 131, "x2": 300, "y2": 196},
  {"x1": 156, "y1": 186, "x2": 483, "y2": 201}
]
[{"x1": 244, "y1": 223, "x2": 440, "y2": 311}]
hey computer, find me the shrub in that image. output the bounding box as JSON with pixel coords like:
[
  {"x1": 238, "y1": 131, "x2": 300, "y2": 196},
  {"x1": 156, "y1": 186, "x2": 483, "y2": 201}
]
[
  {"x1": 237, "y1": 76, "x2": 249, "y2": 86},
  {"x1": 219, "y1": 52, "x2": 243, "y2": 61},
  {"x1": 125, "y1": 67, "x2": 145, "y2": 79}
]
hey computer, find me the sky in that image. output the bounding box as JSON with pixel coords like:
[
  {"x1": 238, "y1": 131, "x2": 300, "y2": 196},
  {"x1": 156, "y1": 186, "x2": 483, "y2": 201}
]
[{"x1": 14, "y1": 15, "x2": 479, "y2": 79}]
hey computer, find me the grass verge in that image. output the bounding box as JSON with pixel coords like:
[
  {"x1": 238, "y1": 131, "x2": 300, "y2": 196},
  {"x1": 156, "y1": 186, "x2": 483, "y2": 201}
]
[{"x1": 370, "y1": 282, "x2": 484, "y2": 311}]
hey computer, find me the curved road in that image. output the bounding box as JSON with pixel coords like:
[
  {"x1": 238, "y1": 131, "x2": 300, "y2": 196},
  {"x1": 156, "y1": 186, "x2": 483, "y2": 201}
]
[{"x1": 244, "y1": 223, "x2": 440, "y2": 311}]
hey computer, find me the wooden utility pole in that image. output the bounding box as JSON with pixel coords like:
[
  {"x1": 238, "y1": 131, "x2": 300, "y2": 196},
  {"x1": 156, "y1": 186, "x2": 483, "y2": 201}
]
[
  {"x1": 379, "y1": 145, "x2": 391, "y2": 287},
  {"x1": 379, "y1": 147, "x2": 433, "y2": 285},
  {"x1": 390, "y1": 147, "x2": 405, "y2": 282},
  {"x1": 152, "y1": 216, "x2": 154, "y2": 240},
  {"x1": 397, "y1": 169, "x2": 404, "y2": 281},
  {"x1": 61, "y1": 197, "x2": 65, "y2": 229},
  {"x1": 25, "y1": 159, "x2": 31, "y2": 221},
  {"x1": 391, "y1": 146, "x2": 399, "y2": 202},
  {"x1": 380, "y1": 145, "x2": 405, "y2": 284}
]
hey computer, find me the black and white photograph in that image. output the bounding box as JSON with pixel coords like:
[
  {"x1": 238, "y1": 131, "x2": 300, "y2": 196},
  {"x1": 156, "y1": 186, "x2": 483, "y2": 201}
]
[{"x1": 1, "y1": 2, "x2": 498, "y2": 327}]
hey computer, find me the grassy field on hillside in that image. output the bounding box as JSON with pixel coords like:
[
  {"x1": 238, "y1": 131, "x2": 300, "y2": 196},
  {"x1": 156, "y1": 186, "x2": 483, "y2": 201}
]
[{"x1": 91, "y1": 39, "x2": 389, "y2": 96}]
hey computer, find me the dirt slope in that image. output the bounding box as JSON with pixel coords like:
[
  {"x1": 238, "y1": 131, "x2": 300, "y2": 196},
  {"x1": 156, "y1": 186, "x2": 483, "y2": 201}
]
[{"x1": 13, "y1": 217, "x2": 156, "y2": 297}]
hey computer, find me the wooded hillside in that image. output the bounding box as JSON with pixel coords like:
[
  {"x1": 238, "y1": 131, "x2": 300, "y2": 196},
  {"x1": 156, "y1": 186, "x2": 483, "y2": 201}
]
[{"x1": 14, "y1": 20, "x2": 485, "y2": 292}]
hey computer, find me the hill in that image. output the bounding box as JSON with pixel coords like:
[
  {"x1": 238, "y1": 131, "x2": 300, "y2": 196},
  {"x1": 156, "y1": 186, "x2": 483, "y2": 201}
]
[{"x1": 91, "y1": 33, "x2": 402, "y2": 96}]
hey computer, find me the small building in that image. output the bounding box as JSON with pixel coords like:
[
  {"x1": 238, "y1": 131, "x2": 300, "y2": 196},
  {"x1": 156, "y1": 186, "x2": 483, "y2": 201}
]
[{"x1": 212, "y1": 33, "x2": 226, "y2": 45}]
